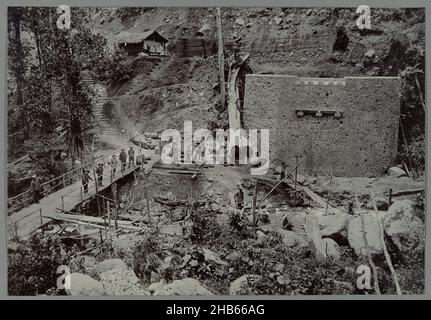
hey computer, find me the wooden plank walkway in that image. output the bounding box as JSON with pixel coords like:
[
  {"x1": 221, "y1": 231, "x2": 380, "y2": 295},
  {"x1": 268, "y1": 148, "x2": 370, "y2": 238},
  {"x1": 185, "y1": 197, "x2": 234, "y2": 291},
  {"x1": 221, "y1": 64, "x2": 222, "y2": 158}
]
[{"x1": 8, "y1": 154, "x2": 159, "y2": 239}]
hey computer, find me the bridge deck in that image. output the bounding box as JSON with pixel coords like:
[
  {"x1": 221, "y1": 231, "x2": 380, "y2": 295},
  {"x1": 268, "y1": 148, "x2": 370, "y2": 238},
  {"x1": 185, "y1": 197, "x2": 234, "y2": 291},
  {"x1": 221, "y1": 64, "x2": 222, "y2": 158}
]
[{"x1": 8, "y1": 155, "x2": 159, "y2": 239}]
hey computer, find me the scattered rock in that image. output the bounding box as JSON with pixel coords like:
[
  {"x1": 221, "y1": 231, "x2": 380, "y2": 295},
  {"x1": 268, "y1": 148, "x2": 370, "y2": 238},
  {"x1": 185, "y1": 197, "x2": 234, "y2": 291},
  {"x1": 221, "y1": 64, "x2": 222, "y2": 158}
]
[
  {"x1": 274, "y1": 263, "x2": 284, "y2": 273},
  {"x1": 388, "y1": 166, "x2": 407, "y2": 178},
  {"x1": 277, "y1": 229, "x2": 304, "y2": 247},
  {"x1": 148, "y1": 279, "x2": 166, "y2": 294},
  {"x1": 211, "y1": 203, "x2": 220, "y2": 212},
  {"x1": 366, "y1": 197, "x2": 389, "y2": 211},
  {"x1": 235, "y1": 18, "x2": 245, "y2": 26},
  {"x1": 347, "y1": 214, "x2": 384, "y2": 255},
  {"x1": 364, "y1": 49, "x2": 376, "y2": 58},
  {"x1": 150, "y1": 271, "x2": 160, "y2": 284},
  {"x1": 384, "y1": 200, "x2": 424, "y2": 252},
  {"x1": 226, "y1": 250, "x2": 242, "y2": 262},
  {"x1": 282, "y1": 212, "x2": 306, "y2": 230},
  {"x1": 230, "y1": 274, "x2": 262, "y2": 295},
  {"x1": 318, "y1": 213, "x2": 351, "y2": 243},
  {"x1": 95, "y1": 259, "x2": 128, "y2": 276},
  {"x1": 274, "y1": 17, "x2": 283, "y2": 25},
  {"x1": 216, "y1": 213, "x2": 229, "y2": 227},
  {"x1": 203, "y1": 248, "x2": 227, "y2": 265},
  {"x1": 81, "y1": 255, "x2": 97, "y2": 275},
  {"x1": 322, "y1": 238, "x2": 341, "y2": 260},
  {"x1": 99, "y1": 269, "x2": 149, "y2": 296},
  {"x1": 256, "y1": 230, "x2": 267, "y2": 243},
  {"x1": 66, "y1": 273, "x2": 105, "y2": 296},
  {"x1": 198, "y1": 23, "x2": 211, "y2": 34},
  {"x1": 152, "y1": 278, "x2": 213, "y2": 295}
]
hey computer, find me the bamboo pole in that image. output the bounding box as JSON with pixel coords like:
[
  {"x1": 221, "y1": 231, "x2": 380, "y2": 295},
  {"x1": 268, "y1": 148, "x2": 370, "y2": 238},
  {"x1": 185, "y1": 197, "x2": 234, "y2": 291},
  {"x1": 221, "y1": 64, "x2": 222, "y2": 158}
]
[
  {"x1": 294, "y1": 156, "x2": 298, "y2": 208},
  {"x1": 324, "y1": 166, "x2": 334, "y2": 215},
  {"x1": 251, "y1": 180, "x2": 258, "y2": 226},
  {"x1": 355, "y1": 194, "x2": 381, "y2": 295},
  {"x1": 107, "y1": 200, "x2": 111, "y2": 240},
  {"x1": 257, "y1": 161, "x2": 301, "y2": 208},
  {"x1": 111, "y1": 183, "x2": 118, "y2": 230},
  {"x1": 144, "y1": 180, "x2": 151, "y2": 224},
  {"x1": 370, "y1": 191, "x2": 402, "y2": 295},
  {"x1": 216, "y1": 7, "x2": 225, "y2": 108}
]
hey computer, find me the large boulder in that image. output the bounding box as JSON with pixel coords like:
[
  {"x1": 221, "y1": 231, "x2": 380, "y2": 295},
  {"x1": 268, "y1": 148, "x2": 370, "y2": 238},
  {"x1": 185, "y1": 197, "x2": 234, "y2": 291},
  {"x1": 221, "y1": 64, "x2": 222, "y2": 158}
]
[
  {"x1": 366, "y1": 197, "x2": 389, "y2": 211},
  {"x1": 383, "y1": 200, "x2": 424, "y2": 252},
  {"x1": 99, "y1": 268, "x2": 149, "y2": 296},
  {"x1": 322, "y1": 238, "x2": 341, "y2": 260},
  {"x1": 282, "y1": 211, "x2": 306, "y2": 230},
  {"x1": 317, "y1": 213, "x2": 352, "y2": 243},
  {"x1": 305, "y1": 213, "x2": 326, "y2": 259},
  {"x1": 229, "y1": 274, "x2": 262, "y2": 295},
  {"x1": 151, "y1": 278, "x2": 213, "y2": 296},
  {"x1": 94, "y1": 259, "x2": 128, "y2": 276},
  {"x1": 80, "y1": 255, "x2": 97, "y2": 275},
  {"x1": 277, "y1": 229, "x2": 305, "y2": 247},
  {"x1": 347, "y1": 213, "x2": 384, "y2": 255},
  {"x1": 66, "y1": 273, "x2": 105, "y2": 296},
  {"x1": 203, "y1": 248, "x2": 227, "y2": 266},
  {"x1": 388, "y1": 167, "x2": 407, "y2": 178}
]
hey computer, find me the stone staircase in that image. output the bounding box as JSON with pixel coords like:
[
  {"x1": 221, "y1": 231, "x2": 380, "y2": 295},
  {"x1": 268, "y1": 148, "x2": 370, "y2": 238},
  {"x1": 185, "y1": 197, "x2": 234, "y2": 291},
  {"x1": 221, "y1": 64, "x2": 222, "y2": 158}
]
[{"x1": 81, "y1": 73, "x2": 118, "y2": 136}]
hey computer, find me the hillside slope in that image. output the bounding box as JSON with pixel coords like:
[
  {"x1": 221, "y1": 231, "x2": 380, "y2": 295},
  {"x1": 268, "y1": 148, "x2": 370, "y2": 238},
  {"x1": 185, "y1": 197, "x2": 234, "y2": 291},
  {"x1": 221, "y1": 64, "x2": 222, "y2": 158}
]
[{"x1": 87, "y1": 7, "x2": 424, "y2": 136}]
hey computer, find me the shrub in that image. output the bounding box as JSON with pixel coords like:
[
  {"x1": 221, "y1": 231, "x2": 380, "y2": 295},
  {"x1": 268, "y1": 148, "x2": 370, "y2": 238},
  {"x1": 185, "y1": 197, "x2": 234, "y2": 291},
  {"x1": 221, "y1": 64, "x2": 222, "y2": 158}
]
[
  {"x1": 188, "y1": 206, "x2": 222, "y2": 244},
  {"x1": 128, "y1": 234, "x2": 161, "y2": 283},
  {"x1": 398, "y1": 134, "x2": 425, "y2": 175},
  {"x1": 8, "y1": 234, "x2": 77, "y2": 295}
]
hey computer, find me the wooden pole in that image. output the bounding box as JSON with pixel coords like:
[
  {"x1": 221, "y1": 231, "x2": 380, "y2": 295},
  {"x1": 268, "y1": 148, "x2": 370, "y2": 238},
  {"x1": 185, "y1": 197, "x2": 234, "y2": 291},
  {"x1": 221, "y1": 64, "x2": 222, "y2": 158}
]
[
  {"x1": 251, "y1": 180, "x2": 258, "y2": 226},
  {"x1": 257, "y1": 161, "x2": 301, "y2": 208},
  {"x1": 355, "y1": 194, "x2": 381, "y2": 295},
  {"x1": 216, "y1": 7, "x2": 225, "y2": 108},
  {"x1": 324, "y1": 166, "x2": 334, "y2": 215},
  {"x1": 93, "y1": 171, "x2": 98, "y2": 193},
  {"x1": 107, "y1": 200, "x2": 111, "y2": 239},
  {"x1": 144, "y1": 180, "x2": 151, "y2": 224},
  {"x1": 370, "y1": 191, "x2": 402, "y2": 295},
  {"x1": 96, "y1": 196, "x2": 101, "y2": 217},
  {"x1": 39, "y1": 209, "x2": 44, "y2": 234},
  {"x1": 399, "y1": 118, "x2": 413, "y2": 174},
  {"x1": 294, "y1": 155, "x2": 298, "y2": 208},
  {"x1": 111, "y1": 183, "x2": 119, "y2": 231},
  {"x1": 388, "y1": 188, "x2": 392, "y2": 208}
]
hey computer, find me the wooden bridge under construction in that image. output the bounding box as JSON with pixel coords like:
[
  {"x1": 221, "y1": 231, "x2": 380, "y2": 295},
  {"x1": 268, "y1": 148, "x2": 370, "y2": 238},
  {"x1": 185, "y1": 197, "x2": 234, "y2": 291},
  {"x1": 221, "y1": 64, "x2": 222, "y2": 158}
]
[{"x1": 7, "y1": 153, "x2": 159, "y2": 240}]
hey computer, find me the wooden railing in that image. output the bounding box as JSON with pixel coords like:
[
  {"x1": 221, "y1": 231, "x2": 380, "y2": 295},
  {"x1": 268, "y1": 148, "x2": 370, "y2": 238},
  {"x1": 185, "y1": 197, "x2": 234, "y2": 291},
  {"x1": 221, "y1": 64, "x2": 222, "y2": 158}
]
[
  {"x1": 8, "y1": 122, "x2": 154, "y2": 214},
  {"x1": 7, "y1": 155, "x2": 139, "y2": 214},
  {"x1": 60, "y1": 161, "x2": 137, "y2": 210},
  {"x1": 7, "y1": 208, "x2": 43, "y2": 240}
]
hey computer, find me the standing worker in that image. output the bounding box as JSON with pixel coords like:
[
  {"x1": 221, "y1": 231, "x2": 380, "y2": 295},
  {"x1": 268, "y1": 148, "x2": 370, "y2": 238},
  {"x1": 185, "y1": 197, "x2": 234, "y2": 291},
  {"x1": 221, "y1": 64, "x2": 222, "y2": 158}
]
[
  {"x1": 280, "y1": 162, "x2": 287, "y2": 180},
  {"x1": 95, "y1": 163, "x2": 104, "y2": 187},
  {"x1": 31, "y1": 174, "x2": 42, "y2": 204},
  {"x1": 128, "y1": 146, "x2": 135, "y2": 168},
  {"x1": 82, "y1": 169, "x2": 92, "y2": 194},
  {"x1": 110, "y1": 154, "x2": 118, "y2": 177},
  {"x1": 234, "y1": 183, "x2": 244, "y2": 210},
  {"x1": 119, "y1": 148, "x2": 127, "y2": 172}
]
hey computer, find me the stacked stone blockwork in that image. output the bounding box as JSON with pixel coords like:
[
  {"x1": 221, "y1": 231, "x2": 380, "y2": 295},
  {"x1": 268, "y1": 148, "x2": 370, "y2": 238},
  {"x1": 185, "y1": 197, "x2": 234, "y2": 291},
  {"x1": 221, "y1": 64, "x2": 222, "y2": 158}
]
[{"x1": 243, "y1": 74, "x2": 400, "y2": 177}]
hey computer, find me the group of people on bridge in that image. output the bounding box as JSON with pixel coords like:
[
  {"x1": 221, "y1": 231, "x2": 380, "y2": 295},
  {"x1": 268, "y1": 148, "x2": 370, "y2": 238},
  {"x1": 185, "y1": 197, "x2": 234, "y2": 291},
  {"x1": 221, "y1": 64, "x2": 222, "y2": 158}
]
[
  {"x1": 26, "y1": 146, "x2": 143, "y2": 206},
  {"x1": 81, "y1": 146, "x2": 140, "y2": 194}
]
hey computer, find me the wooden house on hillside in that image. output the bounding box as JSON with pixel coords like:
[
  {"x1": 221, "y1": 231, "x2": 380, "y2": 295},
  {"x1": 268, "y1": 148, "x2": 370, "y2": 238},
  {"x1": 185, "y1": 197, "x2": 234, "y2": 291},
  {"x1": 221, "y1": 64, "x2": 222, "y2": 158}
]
[{"x1": 116, "y1": 30, "x2": 169, "y2": 56}]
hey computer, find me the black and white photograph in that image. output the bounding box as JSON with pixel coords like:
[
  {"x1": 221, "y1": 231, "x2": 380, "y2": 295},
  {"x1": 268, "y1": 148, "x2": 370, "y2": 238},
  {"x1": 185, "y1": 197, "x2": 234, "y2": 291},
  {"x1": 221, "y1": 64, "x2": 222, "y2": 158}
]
[{"x1": 6, "y1": 5, "x2": 426, "y2": 297}]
